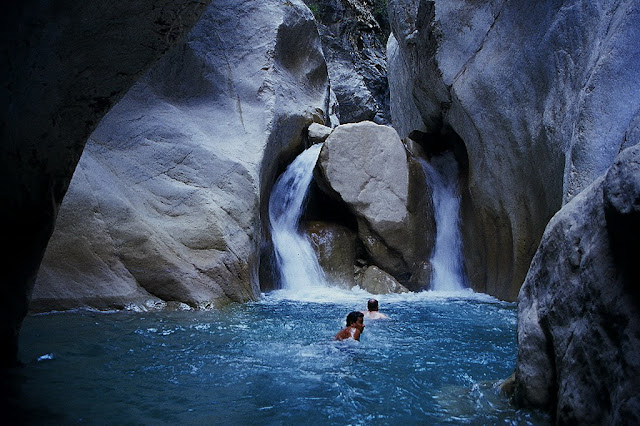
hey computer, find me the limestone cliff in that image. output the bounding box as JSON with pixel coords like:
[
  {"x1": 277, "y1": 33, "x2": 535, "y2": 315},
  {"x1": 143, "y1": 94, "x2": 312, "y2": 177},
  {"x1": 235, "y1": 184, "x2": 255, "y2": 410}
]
[
  {"x1": 387, "y1": 0, "x2": 640, "y2": 301},
  {"x1": 31, "y1": 0, "x2": 333, "y2": 312}
]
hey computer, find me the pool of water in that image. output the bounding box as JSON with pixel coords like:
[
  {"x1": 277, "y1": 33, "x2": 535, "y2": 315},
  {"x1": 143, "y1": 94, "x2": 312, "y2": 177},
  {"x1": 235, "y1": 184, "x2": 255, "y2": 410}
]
[{"x1": 14, "y1": 288, "x2": 548, "y2": 424}]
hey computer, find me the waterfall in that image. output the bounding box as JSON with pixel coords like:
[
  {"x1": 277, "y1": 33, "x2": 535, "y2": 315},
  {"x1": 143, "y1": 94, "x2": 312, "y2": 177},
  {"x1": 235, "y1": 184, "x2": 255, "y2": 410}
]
[
  {"x1": 420, "y1": 153, "x2": 467, "y2": 291},
  {"x1": 269, "y1": 143, "x2": 327, "y2": 290}
]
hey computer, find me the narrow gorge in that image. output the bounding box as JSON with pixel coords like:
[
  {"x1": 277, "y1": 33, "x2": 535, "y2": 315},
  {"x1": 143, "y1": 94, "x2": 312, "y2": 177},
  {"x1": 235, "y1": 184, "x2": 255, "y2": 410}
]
[{"x1": 3, "y1": 0, "x2": 639, "y2": 423}]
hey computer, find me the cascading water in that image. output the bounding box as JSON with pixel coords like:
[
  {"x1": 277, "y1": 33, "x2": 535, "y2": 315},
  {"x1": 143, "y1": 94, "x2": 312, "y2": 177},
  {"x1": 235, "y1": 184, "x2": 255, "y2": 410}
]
[
  {"x1": 420, "y1": 152, "x2": 467, "y2": 291},
  {"x1": 269, "y1": 143, "x2": 327, "y2": 290}
]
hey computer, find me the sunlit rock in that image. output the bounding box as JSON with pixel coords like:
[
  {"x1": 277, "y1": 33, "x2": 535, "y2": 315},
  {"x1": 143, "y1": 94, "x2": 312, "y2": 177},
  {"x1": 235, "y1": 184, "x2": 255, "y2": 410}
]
[
  {"x1": 308, "y1": 123, "x2": 333, "y2": 144},
  {"x1": 32, "y1": 0, "x2": 332, "y2": 311},
  {"x1": 316, "y1": 121, "x2": 432, "y2": 282}
]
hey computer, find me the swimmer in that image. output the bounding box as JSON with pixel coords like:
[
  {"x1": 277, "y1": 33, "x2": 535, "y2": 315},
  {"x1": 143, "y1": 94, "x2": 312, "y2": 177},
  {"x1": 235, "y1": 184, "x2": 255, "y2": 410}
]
[
  {"x1": 335, "y1": 311, "x2": 365, "y2": 341},
  {"x1": 362, "y1": 299, "x2": 389, "y2": 319}
]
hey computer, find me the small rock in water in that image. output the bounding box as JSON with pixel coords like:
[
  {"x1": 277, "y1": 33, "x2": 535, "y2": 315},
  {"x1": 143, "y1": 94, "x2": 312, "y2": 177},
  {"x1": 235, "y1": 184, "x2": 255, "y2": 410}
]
[{"x1": 37, "y1": 353, "x2": 54, "y2": 362}]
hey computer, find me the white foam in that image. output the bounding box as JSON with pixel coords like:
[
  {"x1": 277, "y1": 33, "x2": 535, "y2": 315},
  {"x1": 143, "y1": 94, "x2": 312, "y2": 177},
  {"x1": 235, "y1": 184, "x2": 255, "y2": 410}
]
[{"x1": 260, "y1": 285, "x2": 509, "y2": 307}]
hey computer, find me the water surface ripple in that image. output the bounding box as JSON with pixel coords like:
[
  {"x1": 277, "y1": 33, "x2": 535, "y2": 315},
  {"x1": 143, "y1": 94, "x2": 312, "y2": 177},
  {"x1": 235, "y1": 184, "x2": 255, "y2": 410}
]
[{"x1": 17, "y1": 289, "x2": 548, "y2": 424}]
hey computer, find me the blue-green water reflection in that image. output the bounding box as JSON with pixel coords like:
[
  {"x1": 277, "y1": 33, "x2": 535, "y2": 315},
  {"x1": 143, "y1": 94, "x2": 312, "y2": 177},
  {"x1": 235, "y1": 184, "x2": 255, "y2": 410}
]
[{"x1": 17, "y1": 289, "x2": 548, "y2": 424}]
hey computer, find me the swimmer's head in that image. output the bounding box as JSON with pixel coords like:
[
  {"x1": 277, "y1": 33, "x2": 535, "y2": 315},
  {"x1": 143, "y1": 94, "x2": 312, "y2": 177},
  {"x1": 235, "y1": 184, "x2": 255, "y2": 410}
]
[
  {"x1": 346, "y1": 311, "x2": 364, "y2": 327},
  {"x1": 367, "y1": 299, "x2": 379, "y2": 311}
]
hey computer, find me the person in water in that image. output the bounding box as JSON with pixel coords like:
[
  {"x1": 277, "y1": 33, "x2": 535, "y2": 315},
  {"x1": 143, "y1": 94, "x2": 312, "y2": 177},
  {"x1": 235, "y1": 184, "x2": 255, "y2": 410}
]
[
  {"x1": 362, "y1": 299, "x2": 389, "y2": 319},
  {"x1": 335, "y1": 311, "x2": 365, "y2": 341}
]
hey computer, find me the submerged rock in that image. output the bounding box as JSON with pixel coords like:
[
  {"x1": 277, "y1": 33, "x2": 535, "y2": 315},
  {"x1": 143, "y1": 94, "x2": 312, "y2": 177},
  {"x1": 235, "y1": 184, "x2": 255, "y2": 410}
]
[{"x1": 514, "y1": 144, "x2": 640, "y2": 423}]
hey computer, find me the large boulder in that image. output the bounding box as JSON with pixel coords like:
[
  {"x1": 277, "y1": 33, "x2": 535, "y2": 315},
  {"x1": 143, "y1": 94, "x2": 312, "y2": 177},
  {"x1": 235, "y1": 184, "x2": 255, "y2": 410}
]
[
  {"x1": 0, "y1": 0, "x2": 210, "y2": 367},
  {"x1": 316, "y1": 121, "x2": 434, "y2": 283},
  {"x1": 387, "y1": 0, "x2": 640, "y2": 301},
  {"x1": 31, "y1": 0, "x2": 332, "y2": 311},
  {"x1": 514, "y1": 143, "x2": 640, "y2": 423}
]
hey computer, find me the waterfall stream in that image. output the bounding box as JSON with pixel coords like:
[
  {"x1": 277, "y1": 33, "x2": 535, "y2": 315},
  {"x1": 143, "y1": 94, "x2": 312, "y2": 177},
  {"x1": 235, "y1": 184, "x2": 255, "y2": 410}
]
[
  {"x1": 420, "y1": 153, "x2": 467, "y2": 291},
  {"x1": 268, "y1": 143, "x2": 327, "y2": 290}
]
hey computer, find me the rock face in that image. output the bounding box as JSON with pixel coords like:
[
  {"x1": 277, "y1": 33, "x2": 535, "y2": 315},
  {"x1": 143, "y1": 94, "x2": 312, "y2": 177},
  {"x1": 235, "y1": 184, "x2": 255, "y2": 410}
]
[
  {"x1": 316, "y1": 121, "x2": 434, "y2": 284},
  {"x1": 305, "y1": 221, "x2": 357, "y2": 288},
  {"x1": 356, "y1": 265, "x2": 409, "y2": 294},
  {"x1": 514, "y1": 143, "x2": 640, "y2": 423},
  {"x1": 303, "y1": 0, "x2": 390, "y2": 123},
  {"x1": 308, "y1": 123, "x2": 334, "y2": 144},
  {"x1": 31, "y1": 0, "x2": 332, "y2": 311},
  {"x1": 0, "y1": 0, "x2": 210, "y2": 366},
  {"x1": 387, "y1": 0, "x2": 640, "y2": 301}
]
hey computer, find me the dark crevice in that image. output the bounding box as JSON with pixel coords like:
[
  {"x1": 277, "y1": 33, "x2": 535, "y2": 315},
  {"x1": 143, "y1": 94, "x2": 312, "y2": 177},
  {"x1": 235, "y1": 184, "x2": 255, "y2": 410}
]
[
  {"x1": 301, "y1": 179, "x2": 358, "y2": 232},
  {"x1": 408, "y1": 126, "x2": 469, "y2": 180}
]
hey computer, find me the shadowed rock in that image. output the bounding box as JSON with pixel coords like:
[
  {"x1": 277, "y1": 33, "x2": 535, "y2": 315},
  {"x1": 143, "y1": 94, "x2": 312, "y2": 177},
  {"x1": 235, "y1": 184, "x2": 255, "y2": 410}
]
[
  {"x1": 303, "y1": 0, "x2": 391, "y2": 124},
  {"x1": 305, "y1": 221, "x2": 357, "y2": 288},
  {"x1": 514, "y1": 144, "x2": 640, "y2": 423}
]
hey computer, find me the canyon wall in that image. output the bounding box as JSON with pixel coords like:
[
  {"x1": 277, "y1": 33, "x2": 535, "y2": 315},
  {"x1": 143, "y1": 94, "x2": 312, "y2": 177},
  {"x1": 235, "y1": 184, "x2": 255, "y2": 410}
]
[
  {"x1": 303, "y1": 0, "x2": 391, "y2": 124},
  {"x1": 386, "y1": 0, "x2": 640, "y2": 420},
  {"x1": 0, "y1": 0, "x2": 211, "y2": 367},
  {"x1": 387, "y1": 0, "x2": 640, "y2": 301},
  {"x1": 6, "y1": 3, "x2": 639, "y2": 420}
]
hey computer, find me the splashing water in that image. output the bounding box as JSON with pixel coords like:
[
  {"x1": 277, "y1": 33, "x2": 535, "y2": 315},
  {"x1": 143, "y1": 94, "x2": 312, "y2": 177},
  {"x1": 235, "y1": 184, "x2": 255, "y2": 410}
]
[
  {"x1": 15, "y1": 292, "x2": 549, "y2": 424},
  {"x1": 269, "y1": 143, "x2": 327, "y2": 290},
  {"x1": 421, "y1": 152, "x2": 467, "y2": 291}
]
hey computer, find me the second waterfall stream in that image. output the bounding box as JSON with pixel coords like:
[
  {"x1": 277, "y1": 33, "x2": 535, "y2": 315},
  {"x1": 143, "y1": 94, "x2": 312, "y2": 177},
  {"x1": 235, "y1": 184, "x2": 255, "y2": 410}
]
[{"x1": 420, "y1": 153, "x2": 467, "y2": 291}]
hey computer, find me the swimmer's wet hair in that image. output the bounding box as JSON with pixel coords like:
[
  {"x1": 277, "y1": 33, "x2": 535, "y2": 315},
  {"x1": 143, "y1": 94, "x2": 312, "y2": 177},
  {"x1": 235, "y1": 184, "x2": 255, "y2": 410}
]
[
  {"x1": 346, "y1": 311, "x2": 364, "y2": 326},
  {"x1": 367, "y1": 299, "x2": 379, "y2": 311}
]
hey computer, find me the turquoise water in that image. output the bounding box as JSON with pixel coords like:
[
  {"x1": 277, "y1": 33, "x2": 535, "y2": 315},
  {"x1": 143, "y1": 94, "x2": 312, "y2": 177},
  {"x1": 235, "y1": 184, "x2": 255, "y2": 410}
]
[{"x1": 15, "y1": 288, "x2": 548, "y2": 424}]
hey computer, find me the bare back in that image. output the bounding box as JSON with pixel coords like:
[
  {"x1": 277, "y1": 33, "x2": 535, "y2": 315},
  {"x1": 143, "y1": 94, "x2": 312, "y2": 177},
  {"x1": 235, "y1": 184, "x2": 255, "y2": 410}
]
[
  {"x1": 363, "y1": 311, "x2": 388, "y2": 319},
  {"x1": 335, "y1": 326, "x2": 361, "y2": 341}
]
